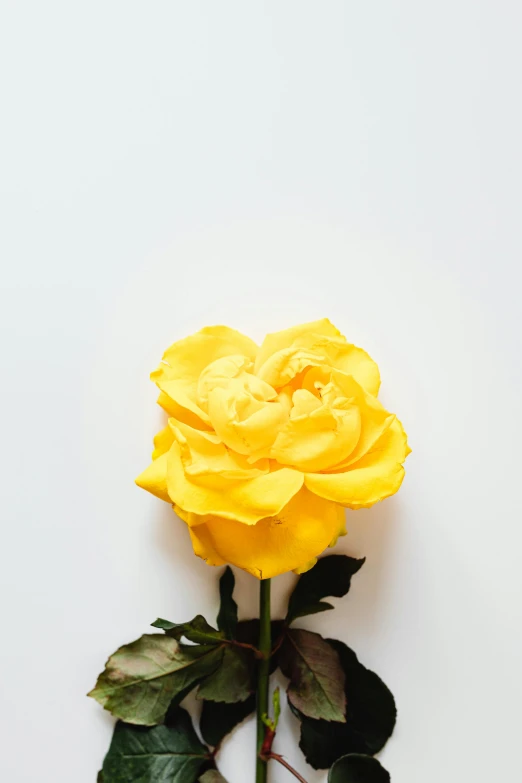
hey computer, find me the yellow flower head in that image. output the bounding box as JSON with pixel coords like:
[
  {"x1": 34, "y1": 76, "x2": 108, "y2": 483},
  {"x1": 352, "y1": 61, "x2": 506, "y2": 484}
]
[{"x1": 136, "y1": 319, "x2": 410, "y2": 579}]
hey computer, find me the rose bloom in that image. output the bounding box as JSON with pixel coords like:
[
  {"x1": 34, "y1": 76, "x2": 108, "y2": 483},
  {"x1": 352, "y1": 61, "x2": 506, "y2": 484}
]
[{"x1": 136, "y1": 319, "x2": 410, "y2": 579}]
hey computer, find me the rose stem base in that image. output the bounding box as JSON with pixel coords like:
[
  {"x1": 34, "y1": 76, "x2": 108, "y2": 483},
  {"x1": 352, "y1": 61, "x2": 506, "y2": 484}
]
[{"x1": 256, "y1": 577, "x2": 271, "y2": 783}]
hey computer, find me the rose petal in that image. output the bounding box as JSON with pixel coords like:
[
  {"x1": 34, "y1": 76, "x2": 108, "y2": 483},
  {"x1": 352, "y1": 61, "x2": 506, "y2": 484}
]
[
  {"x1": 152, "y1": 425, "x2": 174, "y2": 460},
  {"x1": 208, "y1": 386, "x2": 290, "y2": 456},
  {"x1": 302, "y1": 367, "x2": 393, "y2": 469},
  {"x1": 185, "y1": 488, "x2": 346, "y2": 579},
  {"x1": 170, "y1": 419, "x2": 269, "y2": 481},
  {"x1": 135, "y1": 452, "x2": 170, "y2": 502},
  {"x1": 304, "y1": 417, "x2": 410, "y2": 508},
  {"x1": 157, "y1": 391, "x2": 211, "y2": 431},
  {"x1": 152, "y1": 326, "x2": 258, "y2": 424},
  {"x1": 270, "y1": 393, "x2": 362, "y2": 472},
  {"x1": 255, "y1": 319, "x2": 380, "y2": 395},
  {"x1": 254, "y1": 318, "x2": 341, "y2": 375},
  {"x1": 167, "y1": 441, "x2": 304, "y2": 523}
]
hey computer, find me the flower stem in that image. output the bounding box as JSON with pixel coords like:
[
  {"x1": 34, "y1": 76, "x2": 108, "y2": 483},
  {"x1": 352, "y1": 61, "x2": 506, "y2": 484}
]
[
  {"x1": 268, "y1": 753, "x2": 309, "y2": 783},
  {"x1": 256, "y1": 577, "x2": 271, "y2": 783}
]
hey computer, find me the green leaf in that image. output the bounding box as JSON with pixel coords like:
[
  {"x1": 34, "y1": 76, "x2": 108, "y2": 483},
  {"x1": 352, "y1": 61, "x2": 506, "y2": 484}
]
[
  {"x1": 279, "y1": 628, "x2": 346, "y2": 722},
  {"x1": 217, "y1": 567, "x2": 238, "y2": 639},
  {"x1": 152, "y1": 615, "x2": 225, "y2": 645},
  {"x1": 328, "y1": 754, "x2": 390, "y2": 782},
  {"x1": 286, "y1": 555, "x2": 365, "y2": 624},
  {"x1": 292, "y1": 639, "x2": 396, "y2": 769},
  {"x1": 88, "y1": 634, "x2": 224, "y2": 725},
  {"x1": 102, "y1": 708, "x2": 209, "y2": 783},
  {"x1": 97, "y1": 772, "x2": 104, "y2": 782},
  {"x1": 331, "y1": 640, "x2": 396, "y2": 755},
  {"x1": 199, "y1": 772, "x2": 229, "y2": 783},
  {"x1": 197, "y1": 646, "x2": 253, "y2": 703},
  {"x1": 200, "y1": 695, "x2": 256, "y2": 746}
]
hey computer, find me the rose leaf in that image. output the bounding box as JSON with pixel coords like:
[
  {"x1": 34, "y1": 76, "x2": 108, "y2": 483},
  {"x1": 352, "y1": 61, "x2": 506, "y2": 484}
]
[
  {"x1": 216, "y1": 566, "x2": 238, "y2": 639},
  {"x1": 286, "y1": 555, "x2": 365, "y2": 625},
  {"x1": 328, "y1": 754, "x2": 391, "y2": 782},
  {"x1": 197, "y1": 645, "x2": 253, "y2": 703},
  {"x1": 101, "y1": 707, "x2": 209, "y2": 783},
  {"x1": 88, "y1": 634, "x2": 223, "y2": 725},
  {"x1": 200, "y1": 695, "x2": 256, "y2": 747},
  {"x1": 152, "y1": 615, "x2": 225, "y2": 645},
  {"x1": 292, "y1": 638, "x2": 396, "y2": 769},
  {"x1": 279, "y1": 628, "x2": 346, "y2": 722},
  {"x1": 199, "y1": 772, "x2": 229, "y2": 783}
]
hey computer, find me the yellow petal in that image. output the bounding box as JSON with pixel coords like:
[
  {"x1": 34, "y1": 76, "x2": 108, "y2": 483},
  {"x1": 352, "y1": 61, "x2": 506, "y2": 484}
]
[
  {"x1": 194, "y1": 353, "x2": 289, "y2": 456},
  {"x1": 135, "y1": 452, "x2": 170, "y2": 503},
  {"x1": 173, "y1": 504, "x2": 190, "y2": 523},
  {"x1": 157, "y1": 392, "x2": 211, "y2": 431},
  {"x1": 293, "y1": 558, "x2": 318, "y2": 575},
  {"x1": 208, "y1": 385, "x2": 289, "y2": 456},
  {"x1": 185, "y1": 488, "x2": 346, "y2": 579},
  {"x1": 167, "y1": 441, "x2": 304, "y2": 523},
  {"x1": 170, "y1": 419, "x2": 269, "y2": 481},
  {"x1": 187, "y1": 525, "x2": 227, "y2": 568},
  {"x1": 302, "y1": 367, "x2": 393, "y2": 469},
  {"x1": 255, "y1": 318, "x2": 341, "y2": 375},
  {"x1": 270, "y1": 390, "x2": 362, "y2": 472},
  {"x1": 328, "y1": 518, "x2": 347, "y2": 548},
  {"x1": 255, "y1": 319, "x2": 380, "y2": 395},
  {"x1": 196, "y1": 355, "x2": 271, "y2": 410},
  {"x1": 152, "y1": 426, "x2": 174, "y2": 460},
  {"x1": 332, "y1": 344, "x2": 380, "y2": 397},
  {"x1": 304, "y1": 417, "x2": 410, "y2": 508},
  {"x1": 152, "y1": 326, "x2": 258, "y2": 424}
]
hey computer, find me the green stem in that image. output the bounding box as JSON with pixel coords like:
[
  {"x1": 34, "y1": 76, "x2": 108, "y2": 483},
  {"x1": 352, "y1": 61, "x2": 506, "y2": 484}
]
[{"x1": 256, "y1": 578, "x2": 271, "y2": 783}]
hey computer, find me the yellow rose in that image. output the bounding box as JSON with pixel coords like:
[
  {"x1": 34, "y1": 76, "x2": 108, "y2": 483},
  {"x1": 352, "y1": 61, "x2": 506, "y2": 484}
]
[{"x1": 136, "y1": 319, "x2": 410, "y2": 579}]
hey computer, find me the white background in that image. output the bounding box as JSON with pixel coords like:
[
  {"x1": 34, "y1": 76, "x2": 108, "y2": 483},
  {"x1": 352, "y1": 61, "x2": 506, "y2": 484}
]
[{"x1": 1, "y1": 2, "x2": 521, "y2": 782}]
